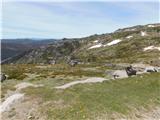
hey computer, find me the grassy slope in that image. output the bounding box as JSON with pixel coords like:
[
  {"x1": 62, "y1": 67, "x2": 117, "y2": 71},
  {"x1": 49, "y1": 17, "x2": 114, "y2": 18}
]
[
  {"x1": 4, "y1": 25, "x2": 160, "y2": 64},
  {"x1": 1, "y1": 62, "x2": 160, "y2": 119},
  {"x1": 22, "y1": 72, "x2": 160, "y2": 120},
  {"x1": 75, "y1": 34, "x2": 160, "y2": 63},
  {"x1": 1, "y1": 25, "x2": 160, "y2": 119}
]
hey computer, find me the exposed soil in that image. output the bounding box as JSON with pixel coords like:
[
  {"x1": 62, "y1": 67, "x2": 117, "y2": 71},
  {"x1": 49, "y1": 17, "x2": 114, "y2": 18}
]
[{"x1": 55, "y1": 77, "x2": 107, "y2": 89}]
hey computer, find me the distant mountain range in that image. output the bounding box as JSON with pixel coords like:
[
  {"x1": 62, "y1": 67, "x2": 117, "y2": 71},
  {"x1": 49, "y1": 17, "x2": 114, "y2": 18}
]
[
  {"x1": 1, "y1": 39, "x2": 58, "y2": 61},
  {"x1": 2, "y1": 23, "x2": 160, "y2": 65}
]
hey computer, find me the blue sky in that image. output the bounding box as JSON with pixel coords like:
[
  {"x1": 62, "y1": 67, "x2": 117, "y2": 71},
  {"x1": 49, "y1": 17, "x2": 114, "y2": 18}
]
[{"x1": 1, "y1": 1, "x2": 159, "y2": 39}]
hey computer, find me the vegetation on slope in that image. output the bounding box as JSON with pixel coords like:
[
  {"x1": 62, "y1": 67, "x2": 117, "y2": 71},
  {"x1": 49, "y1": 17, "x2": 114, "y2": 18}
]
[
  {"x1": 22, "y1": 72, "x2": 160, "y2": 120},
  {"x1": 2, "y1": 23, "x2": 160, "y2": 64}
]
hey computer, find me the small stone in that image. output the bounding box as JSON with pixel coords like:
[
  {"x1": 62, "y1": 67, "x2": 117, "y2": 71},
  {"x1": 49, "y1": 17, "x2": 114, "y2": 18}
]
[{"x1": 28, "y1": 115, "x2": 33, "y2": 119}]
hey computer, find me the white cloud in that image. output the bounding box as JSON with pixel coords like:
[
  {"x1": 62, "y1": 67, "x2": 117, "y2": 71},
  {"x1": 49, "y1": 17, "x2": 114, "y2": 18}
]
[{"x1": 1, "y1": 1, "x2": 159, "y2": 39}]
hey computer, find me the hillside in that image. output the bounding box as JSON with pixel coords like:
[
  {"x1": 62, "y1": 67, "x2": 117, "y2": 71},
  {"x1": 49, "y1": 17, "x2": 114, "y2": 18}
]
[
  {"x1": 3, "y1": 23, "x2": 160, "y2": 65},
  {"x1": 1, "y1": 39, "x2": 57, "y2": 61},
  {"x1": 1, "y1": 23, "x2": 160, "y2": 120}
]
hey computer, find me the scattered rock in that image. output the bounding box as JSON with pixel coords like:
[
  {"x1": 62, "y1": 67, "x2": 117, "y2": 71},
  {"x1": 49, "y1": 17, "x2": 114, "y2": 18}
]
[
  {"x1": 69, "y1": 59, "x2": 82, "y2": 67},
  {"x1": 48, "y1": 60, "x2": 56, "y2": 65},
  {"x1": 125, "y1": 66, "x2": 137, "y2": 76},
  {"x1": 27, "y1": 115, "x2": 35, "y2": 119},
  {"x1": 144, "y1": 66, "x2": 158, "y2": 72},
  {"x1": 0, "y1": 73, "x2": 7, "y2": 82}
]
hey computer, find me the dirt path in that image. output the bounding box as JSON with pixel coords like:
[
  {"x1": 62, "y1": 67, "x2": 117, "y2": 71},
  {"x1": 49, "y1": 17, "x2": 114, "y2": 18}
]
[
  {"x1": 55, "y1": 77, "x2": 108, "y2": 89},
  {"x1": 1, "y1": 96, "x2": 46, "y2": 120},
  {"x1": 15, "y1": 82, "x2": 43, "y2": 91},
  {"x1": 1, "y1": 82, "x2": 43, "y2": 113},
  {"x1": 1, "y1": 82, "x2": 45, "y2": 120},
  {"x1": 0, "y1": 93, "x2": 24, "y2": 113}
]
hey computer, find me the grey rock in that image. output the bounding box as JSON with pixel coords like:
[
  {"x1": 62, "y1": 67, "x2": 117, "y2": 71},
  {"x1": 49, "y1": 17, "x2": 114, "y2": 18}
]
[{"x1": 0, "y1": 74, "x2": 7, "y2": 82}]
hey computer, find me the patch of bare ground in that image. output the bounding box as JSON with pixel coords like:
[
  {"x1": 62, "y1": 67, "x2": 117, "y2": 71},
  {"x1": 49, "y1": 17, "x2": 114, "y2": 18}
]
[
  {"x1": 1, "y1": 82, "x2": 45, "y2": 120},
  {"x1": 15, "y1": 82, "x2": 43, "y2": 91},
  {"x1": 128, "y1": 106, "x2": 160, "y2": 120},
  {"x1": 93, "y1": 107, "x2": 160, "y2": 120},
  {"x1": 55, "y1": 77, "x2": 107, "y2": 89},
  {"x1": 1, "y1": 96, "x2": 46, "y2": 120},
  {"x1": 106, "y1": 106, "x2": 160, "y2": 120}
]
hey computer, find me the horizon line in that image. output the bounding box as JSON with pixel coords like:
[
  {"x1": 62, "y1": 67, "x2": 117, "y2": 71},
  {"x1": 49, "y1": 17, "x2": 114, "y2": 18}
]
[{"x1": 1, "y1": 22, "x2": 159, "y2": 40}]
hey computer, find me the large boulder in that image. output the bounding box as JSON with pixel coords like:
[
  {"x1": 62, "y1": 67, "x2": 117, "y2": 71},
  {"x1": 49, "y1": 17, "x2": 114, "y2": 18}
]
[
  {"x1": 144, "y1": 66, "x2": 158, "y2": 72},
  {"x1": 48, "y1": 60, "x2": 56, "y2": 65},
  {"x1": 125, "y1": 66, "x2": 137, "y2": 76},
  {"x1": 112, "y1": 70, "x2": 128, "y2": 79},
  {"x1": 69, "y1": 60, "x2": 78, "y2": 67},
  {"x1": 69, "y1": 59, "x2": 82, "y2": 67}
]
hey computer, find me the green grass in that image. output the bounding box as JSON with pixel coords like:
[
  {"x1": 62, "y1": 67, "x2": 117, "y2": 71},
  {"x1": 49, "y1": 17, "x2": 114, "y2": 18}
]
[
  {"x1": 1, "y1": 64, "x2": 160, "y2": 119},
  {"x1": 74, "y1": 34, "x2": 160, "y2": 63},
  {"x1": 1, "y1": 64, "x2": 33, "y2": 80},
  {"x1": 1, "y1": 64, "x2": 106, "y2": 81},
  {"x1": 1, "y1": 25, "x2": 160, "y2": 119},
  {"x1": 23, "y1": 72, "x2": 160, "y2": 120}
]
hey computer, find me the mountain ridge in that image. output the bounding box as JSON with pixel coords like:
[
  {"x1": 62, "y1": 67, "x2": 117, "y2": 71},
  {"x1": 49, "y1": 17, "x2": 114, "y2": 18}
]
[{"x1": 2, "y1": 23, "x2": 160, "y2": 65}]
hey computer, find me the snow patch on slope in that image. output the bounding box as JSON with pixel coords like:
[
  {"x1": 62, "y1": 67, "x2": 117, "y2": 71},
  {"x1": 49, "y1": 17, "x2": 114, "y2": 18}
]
[
  {"x1": 143, "y1": 46, "x2": 160, "y2": 51},
  {"x1": 88, "y1": 43, "x2": 102, "y2": 49},
  {"x1": 105, "y1": 39, "x2": 122, "y2": 46},
  {"x1": 93, "y1": 40, "x2": 98, "y2": 43},
  {"x1": 126, "y1": 35, "x2": 133, "y2": 39},
  {"x1": 88, "y1": 39, "x2": 122, "y2": 49},
  {"x1": 141, "y1": 31, "x2": 147, "y2": 36},
  {"x1": 148, "y1": 25, "x2": 155, "y2": 27}
]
